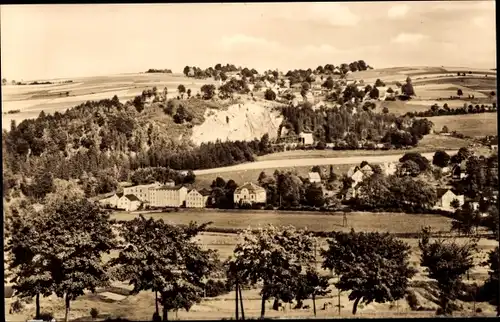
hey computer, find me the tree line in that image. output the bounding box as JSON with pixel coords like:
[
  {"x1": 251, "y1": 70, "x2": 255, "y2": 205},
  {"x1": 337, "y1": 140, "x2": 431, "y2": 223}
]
[
  {"x1": 6, "y1": 193, "x2": 498, "y2": 320},
  {"x1": 145, "y1": 69, "x2": 173, "y2": 74},
  {"x1": 404, "y1": 102, "x2": 497, "y2": 118}
]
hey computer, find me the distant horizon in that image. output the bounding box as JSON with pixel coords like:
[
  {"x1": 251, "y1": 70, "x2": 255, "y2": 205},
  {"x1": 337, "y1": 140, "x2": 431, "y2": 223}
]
[
  {"x1": 3, "y1": 63, "x2": 497, "y2": 83},
  {"x1": 1, "y1": 1, "x2": 496, "y2": 81}
]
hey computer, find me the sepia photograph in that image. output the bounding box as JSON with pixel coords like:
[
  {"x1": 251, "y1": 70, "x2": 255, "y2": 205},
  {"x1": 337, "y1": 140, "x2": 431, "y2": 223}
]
[{"x1": 1, "y1": 1, "x2": 498, "y2": 321}]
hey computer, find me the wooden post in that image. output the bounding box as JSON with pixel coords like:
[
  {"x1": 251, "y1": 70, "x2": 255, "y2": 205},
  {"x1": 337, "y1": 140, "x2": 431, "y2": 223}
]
[
  {"x1": 338, "y1": 290, "x2": 341, "y2": 316},
  {"x1": 239, "y1": 284, "x2": 245, "y2": 321},
  {"x1": 235, "y1": 283, "x2": 239, "y2": 320}
]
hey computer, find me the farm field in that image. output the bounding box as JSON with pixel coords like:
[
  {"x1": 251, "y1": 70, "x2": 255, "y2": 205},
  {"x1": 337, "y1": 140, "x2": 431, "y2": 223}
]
[
  {"x1": 110, "y1": 210, "x2": 455, "y2": 235},
  {"x1": 419, "y1": 113, "x2": 498, "y2": 137},
  {"x1": 192, "y1": 149, "x2": 459, "y2": 176},
  {"x1": 1, "y1": 73, "x2": 218, "y2": 130}
]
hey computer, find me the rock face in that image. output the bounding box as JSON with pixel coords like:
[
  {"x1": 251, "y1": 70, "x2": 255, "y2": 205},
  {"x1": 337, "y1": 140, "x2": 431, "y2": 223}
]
[{"x1": 190, "y1": 103, "x2": 283, "y2": 145}]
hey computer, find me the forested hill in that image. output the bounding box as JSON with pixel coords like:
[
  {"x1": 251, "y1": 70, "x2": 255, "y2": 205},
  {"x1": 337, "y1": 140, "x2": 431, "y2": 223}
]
[{"x1": 2, "y1": 95, "x2": 273, "y2": 200}]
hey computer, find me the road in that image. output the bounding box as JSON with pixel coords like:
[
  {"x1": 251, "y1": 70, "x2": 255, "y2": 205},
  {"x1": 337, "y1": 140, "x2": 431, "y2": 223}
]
[{"x1": 193, "y1": 150, "x2": 458, "y2": 175}]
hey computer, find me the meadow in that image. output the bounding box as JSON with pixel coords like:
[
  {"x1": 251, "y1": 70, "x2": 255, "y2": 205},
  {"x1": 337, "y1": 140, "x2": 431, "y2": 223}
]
[{"x1": 420, "y1": 113, "x2": 498, "y2": 137}]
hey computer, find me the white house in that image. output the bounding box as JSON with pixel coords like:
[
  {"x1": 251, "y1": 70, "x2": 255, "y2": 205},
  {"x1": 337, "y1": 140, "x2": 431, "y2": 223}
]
[
  {"x1": 435, "y1": 189, "x2": 465, "y2": 211},
  {"x1": 234, "y1": 182, "x2": 267, "y2": 205},
  {"x1": 308, "y1": 172, "x2": 322, "y2": 183},
  {"x1": 123, "y1": 182, "x2": 162, "y2": 203},
  {"x1": 351, "y1": 170, "x2": 365, "y2": 187},
  {"x1": 298, "y1": 132, "x2": 314, "y2": 145},
  {"x1": 117, "y1": 194, "x2": 141, "y2": 212},
  {"x1": 360, "y1": 164, "x2": 374, "y2": 176},
  {"x1": 99, "y1": 193, "x2": 123, "y2": 208},
  {"x1": 185, "y1": 189, "x2": 209, "y2": 208},
  {"x1": 149, "y1": 185, "x2": 189, "y2": 208}
]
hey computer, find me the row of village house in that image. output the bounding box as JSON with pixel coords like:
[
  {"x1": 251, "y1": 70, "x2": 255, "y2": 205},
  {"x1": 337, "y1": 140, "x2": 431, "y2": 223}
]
[
  {"x1": 99, "y1": 180, "x2": 267, "y2": 211},
  {"x1": 99, "y1": 160, "x2": 474, "y2": 212}
]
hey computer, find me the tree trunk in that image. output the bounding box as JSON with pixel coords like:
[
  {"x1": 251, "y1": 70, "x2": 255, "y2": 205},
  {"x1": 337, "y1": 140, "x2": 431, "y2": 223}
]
[
  {"x1": 64, "y1": 294, "x2": 71, "y2": 322},
  {"x1": 235, "y1": 283, "x2": 240, "y2": 320},
  {"x1": 272, "y1": 299, "x2": 280, "y2": 311},
  {"x1": 155, "y1": 291, "x2": 159, "y2": 316},
  {"x1": 36, "y1": 293, "x2": 40, "y2": 319},
  {"x1": 295, "y1": 300, "x2": 303, "y2": 309},
  {"x1": 260, "y1": 296, "x2": 266, "y2": 319},
  {"x1": 162, "y1": 306, "x2": 169, "y2": 321},
  {"x1": 239, "y1": 284, "x2": 245, "y2": 320},
  {"x1": 312, "y1": 294, "x2": 317, "y2": 316},
  {"x1": 352, "y1": 297, "x2": 361, "y2": 315}
]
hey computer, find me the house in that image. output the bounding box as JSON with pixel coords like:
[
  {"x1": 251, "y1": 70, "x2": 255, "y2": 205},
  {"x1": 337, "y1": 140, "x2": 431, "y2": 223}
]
[
  {"x1": 298, "y1": 132, "x2": 314, "y2": 145},
  {"x1": 452, "y1": 161, "x2": 468, "y2": 179},
  {"x1": 303, "y1": 91, "x2": 314, "y2": 102},
  {"x1": 118, "y1": 194, "x2": 141, "y2": 212},
  {"x1": 291, "y1": 96, "x2": 303, "y2": 107},
  {"x1": 149, "y1": 185, "x2": 189, "y2": 208},
  {"x1": 347, "y1": 166, "x2": 359, "y2": 179},
  {"x1": 441, "y1": 166, "x2": 452, "y2": 174},
  {"x1": 123, "y1": 182, "x2": 162, "y2": 203},
  {"x1": 435, "y1": 189, "x2": 465, "y2": 211},
  {"x1": 381, "y1": 162, "x2": 397, "y2": 176},
  {"x1": 185, "y1": 189, "x2": 208, "y2": 208},
  {"x1": 234, "y1": 182, "x2": 267, "y2": 205},
  {"x1": 99, "y1": 193, "x2": 123, "y2": 208},
  {"x1": 360, "y1": 164, "x2": 373, "y2": 176},
  {"x1": 351, "y1": 170, "x2": 365, "y2": 187},
  {"x1": 308, "y1": 172, "x2": 322, "y2": 183}
]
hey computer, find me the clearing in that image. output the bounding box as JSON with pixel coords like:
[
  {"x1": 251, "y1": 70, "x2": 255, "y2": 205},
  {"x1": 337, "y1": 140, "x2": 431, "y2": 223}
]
[{"x1": 420, "y1": 113, "x2": 498, "y2": 137}]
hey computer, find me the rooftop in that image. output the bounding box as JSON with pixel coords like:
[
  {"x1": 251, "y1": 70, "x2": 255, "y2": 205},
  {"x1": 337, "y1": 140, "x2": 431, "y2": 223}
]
[{"x1": 123, "y1": 194, "x2": 141, "y2": 202}]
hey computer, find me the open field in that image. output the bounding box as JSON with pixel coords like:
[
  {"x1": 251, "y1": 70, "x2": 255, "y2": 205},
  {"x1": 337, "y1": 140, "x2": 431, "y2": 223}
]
[
  {"x1": 419, "y1": 113, "x2": 498, "y2": 137},
  {"x1": 192, "y1": 149, "x2": 458, "y2": 176},
  {"x1": 1, "y1": 73, "x2": 218, "y2": 130},
  {"x1": 111, "y1": 210, "x2": 455, "y2": 235}
]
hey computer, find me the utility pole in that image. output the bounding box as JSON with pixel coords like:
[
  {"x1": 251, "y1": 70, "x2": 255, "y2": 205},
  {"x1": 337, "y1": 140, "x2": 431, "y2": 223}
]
[{"x1": 235, "y1": 282, "x2": 239, "y2": 320}]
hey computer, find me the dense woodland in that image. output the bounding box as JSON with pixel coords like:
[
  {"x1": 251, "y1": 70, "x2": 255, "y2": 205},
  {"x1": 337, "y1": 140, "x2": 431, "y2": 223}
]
[
  {"x1": 280, "y1": 103, "x2": 433, "y2": 148},
  {"x1": 2, "y1": 96, "x2": 273, "y2": 200}
]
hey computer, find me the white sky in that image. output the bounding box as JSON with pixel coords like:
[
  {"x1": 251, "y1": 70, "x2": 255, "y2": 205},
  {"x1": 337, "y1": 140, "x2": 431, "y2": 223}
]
[{"x1": 0, "y1": 1, "x2": 496, "y2": 80}]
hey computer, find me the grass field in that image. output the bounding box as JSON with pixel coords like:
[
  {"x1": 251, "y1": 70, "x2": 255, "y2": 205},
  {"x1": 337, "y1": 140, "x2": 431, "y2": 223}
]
[
  {"x1": 420, "y1": 113, "x2": 498, "y2": 137},
  {"x1": 111, "y1": 210, "x2": 455, "y2": 235}
]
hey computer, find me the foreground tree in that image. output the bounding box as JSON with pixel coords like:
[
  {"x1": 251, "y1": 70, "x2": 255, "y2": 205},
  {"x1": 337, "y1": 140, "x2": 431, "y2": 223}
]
[
  {"x1": 110, "y1": 216, "x2": 217, "y2": 321},
  {"x1": 5, "y1": 201, "x2": 53, "y2": 319},
  {"x1": 231, "y1": 225, "x2": 315, "y2": 319},
  {"x1": 200, "y1": 84, "x2": 216, "y2": 100},
  {"x1": 42, "y1": 199, "x2": 117, "y2": 322},
  {"x1": 177, "y1": 84, "x2": 186, "y2": 98},
  {"x1": 322, "y1": 229, "x2": 416, "y2": 315},
  {"x1": 482, "y1": 247, "x2": 499, "y2": 316},
  {"x1": 294, "y1": 269, "x2": 330, "y2": 316},
  {"x1": 419, "y1": 227, "x2": 477, "y2": 316}
]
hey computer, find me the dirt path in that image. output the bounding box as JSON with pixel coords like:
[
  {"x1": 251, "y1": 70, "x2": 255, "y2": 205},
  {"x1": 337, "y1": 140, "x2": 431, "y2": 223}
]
[{"x1": 193, "y1": 150, "x2": 458, "y2": 175}]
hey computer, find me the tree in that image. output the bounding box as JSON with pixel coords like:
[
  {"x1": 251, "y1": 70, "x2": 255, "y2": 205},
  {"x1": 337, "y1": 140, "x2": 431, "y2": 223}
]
[
  {"x1": 230, "y1": 225, "x2": 315, "y2": 319},
  {"x1": 419, "y1": 227, "x2": 477, "y2": 315},
  {"x1": 382, "y1": 106, "x2": 389, "y2": 114},
  {"x1": 183, "y1": 66, "x2": 190, "y2": 76},
  {"x1": 369, "y1": 87, "x2": 379, "y2": 99},
  {"x1": 482, "y1": 247, "x2": 499, "y2": 315},
  {"x1": 187, "y1": 89, "x2": 192, "y2": 98},
  {"x1": 5, "y1": 202, "x2": 54, "y2": 320},
  {"x1": 457, "y1": 89, "x2": 463, "y2": 97},
  {"x1": 399, "y1": 152, "x2": 430, "y2": 173},
  {"x1": 374, "y1": 79, "x2": 385, "y2": 87},
  {"x1": 322, "y1": 230, "x2": 416, "y2": 315},
  {"x1": 322, "y1": 78, "x2": 334, "y2": 90},
  {"x1": 110, "y1": 216, "x2": 217, "y2": 321},
  {"x1": 177, "y1": 85, "x2": 186, "y2": 98},
  {"x1": 200, "y1": 84, "x2": 216, "y2": 100},
  {"x1": 433, "y1": 150, "x2": 451, "y2": 168},
  {"x1": 399, "y1": 160, "x2": 421, "y2": 177},
  {"x1": 44, "y1": 198, "x2": 116, "y2": 322},
  {"x1": 305, "y1": 183, "x2": 325, "y2": 208},
  {"x1": 387, "y1": 87, "x2": 394, "y2": 94},
  {"x1": 442, "y1": 125, "x2": 449, "y2": 133},
  {"x1": 301, "y1": 82, "x2": 311, "y2": 92},
  {"x1": 2, "y1": 78, "x2": 7, "y2": 85},
  {"x1": 264, "y1": 89, "x2": 277, "y2": 101},
  {"x1": 294, "y1": 269, "x2": 330, "y2": 315}
]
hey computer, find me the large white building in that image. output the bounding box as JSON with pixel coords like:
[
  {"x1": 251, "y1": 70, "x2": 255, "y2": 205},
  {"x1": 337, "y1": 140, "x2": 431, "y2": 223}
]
[
  {"x1": 234, "y1": 182, "x2": 267, "y2": 205},
  {"x1": 149, "y1": 185, "x2": 189, "y2": 208},
  {"x1": 185, "y1": 189, "x2": 210, "y2": 208},
  {"x1": 123, "y1": 182, "x2": 162, "y2": 203},
  {"x1": 298, "y1": 132, "x2": 314, "y2": 145}
]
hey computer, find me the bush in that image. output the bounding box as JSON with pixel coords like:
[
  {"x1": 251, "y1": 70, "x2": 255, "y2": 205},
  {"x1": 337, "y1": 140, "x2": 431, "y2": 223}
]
[
  {"x1": 152, "y1": 312, "x2": 161, "y2": 322},
  {"x1": 264, "y1": 204, "x2": 274, "y2": 210},
  {"x1": 205, "y1": 279, "x2": 231, "y2": 297},
  {"x1": 39, "y1": 312, "x2": 54, "y2": 321},
  {"x1": 91, "y1": 308, "x2": 99, "y2": 319},
  {"x1": 10, "y1": 299, "x2": 24, "y2": 314},
  {"x1": 406, "y1": 290, "x2": 420, "y2": 310}
]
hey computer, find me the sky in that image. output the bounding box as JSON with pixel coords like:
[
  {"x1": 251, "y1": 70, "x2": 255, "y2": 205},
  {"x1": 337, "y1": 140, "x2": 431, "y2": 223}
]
[{"x1": 0, "y1": 1, "x2": 496, "y2": 80}]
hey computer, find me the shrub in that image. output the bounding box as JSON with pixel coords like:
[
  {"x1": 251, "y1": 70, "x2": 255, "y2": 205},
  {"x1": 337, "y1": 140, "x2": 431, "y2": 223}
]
[
  {"x1": 152, "y1": 312, "x2": 161, "y2": 322},
  {"x1": 10, "y1": 299, "x2": 24, "y2": 314},
  {"x1": 406, "y1": 290, "x2": 420, "y2": 310},
  {"x1": 39, "y1": 312, "x2": 54, "y2": 321},
  {"x1": 264, "y1": 204, "x2": 274, "y2": 210},
  {"x1": 91, "y1": 308, "x2": 99, "y2": 319}
]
